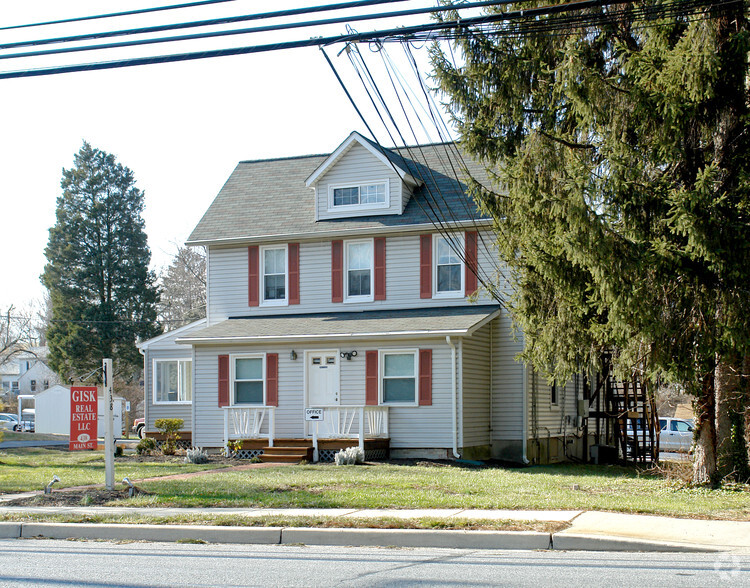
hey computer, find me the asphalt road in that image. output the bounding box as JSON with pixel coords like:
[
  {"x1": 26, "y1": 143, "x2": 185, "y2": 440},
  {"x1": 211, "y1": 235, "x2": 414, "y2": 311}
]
[{"x1": 0, "y1": 539, "x2": 748, "y2": 587}]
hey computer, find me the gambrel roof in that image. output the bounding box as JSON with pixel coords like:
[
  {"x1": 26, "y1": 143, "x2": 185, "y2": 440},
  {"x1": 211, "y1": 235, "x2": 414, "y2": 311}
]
[{"x1": 186, "y1": 138, "x2": 492, "y2": 246}]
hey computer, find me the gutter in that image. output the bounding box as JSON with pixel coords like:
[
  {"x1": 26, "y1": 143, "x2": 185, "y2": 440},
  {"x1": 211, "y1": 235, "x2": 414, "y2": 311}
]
[
  {"x1": 522, "y1": 363, "x2": 530, "y2": 464},
  {"x1": 186, "y1": 219, "x2": 494, "y2": 247},
  {"x1": 178, "y1": 328, "x2": 473, "y2": 346},
  {"x1": 446, "y1": 336, "x2": 461, "y2": 459}
]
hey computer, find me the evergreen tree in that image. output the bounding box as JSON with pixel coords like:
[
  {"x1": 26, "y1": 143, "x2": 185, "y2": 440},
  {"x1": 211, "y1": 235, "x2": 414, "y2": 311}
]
[
  {"x1": 42, "y1": 142, "x2": 161, "y2": 379},
  {"x1": 432, "y1": 1, "x2": 750, "y2": 481}
]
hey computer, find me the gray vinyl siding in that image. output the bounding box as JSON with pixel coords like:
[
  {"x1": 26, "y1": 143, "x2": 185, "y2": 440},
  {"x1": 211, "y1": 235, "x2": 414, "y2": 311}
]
[
  {"x1": 315, "y1": 143, "x2": 405, "y2": 219},
  {"x1": 207, "y1": 230, "x2": 496, "y2": 321},
  {"x1": 527, "y1": 368, "x2": 579, "y2": 438},
  {"x1": 192, "y1": 337, "x2": 457, "y2": 449},
  {"x1": 144, "y1": 348, "x2": 193, "y2": 432},
  {"x1": 491, "y1": 313, "x2": 526, "y2": 441},
  {"x1": 461, "y1": 324, "x2": 491, "y2": 447}
]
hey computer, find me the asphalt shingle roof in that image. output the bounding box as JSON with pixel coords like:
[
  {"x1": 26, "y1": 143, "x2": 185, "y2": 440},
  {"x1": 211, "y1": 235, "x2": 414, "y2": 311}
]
[
  {"x1": 186, "y1": 141, "x2": 492, "y2": 245},
  {"x1": 177, "y1": 305, "x2": 501, "y2": 344}
]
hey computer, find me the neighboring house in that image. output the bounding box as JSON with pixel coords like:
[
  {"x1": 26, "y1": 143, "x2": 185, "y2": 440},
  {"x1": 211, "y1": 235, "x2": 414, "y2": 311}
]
[
  {"x1": 15, "y1": 347, "x2": 60, "y2": 395},
  {"x1": 138, "y1": 132, "x2": 582, "y2": 463},
  {"x1": 0, "y1": 358, "x2": 20, "y2": 397}
]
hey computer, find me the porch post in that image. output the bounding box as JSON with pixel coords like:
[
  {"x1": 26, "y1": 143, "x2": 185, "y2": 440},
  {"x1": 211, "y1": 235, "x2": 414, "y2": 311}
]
[
  {"x1": 358, "y1": 407, "x2": 365, "y2": 452},
  {"x1": 223, "y1": 409, "x2": 229, "y2": 451},
  {"x1": 313, "y1": 420, "x2": 319, "y2": 463},
  {"x1": 268, "y1": 408, "x2": 275, "y2": 448}
]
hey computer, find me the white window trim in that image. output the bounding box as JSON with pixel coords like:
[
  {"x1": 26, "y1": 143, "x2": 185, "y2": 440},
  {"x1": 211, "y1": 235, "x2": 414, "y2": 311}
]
[
  {"x1": 344, "y1": 238, "x2": 375, "y2": 303},
  {"x1": 260, "y1": 244, "x2": 289, "y2": 306},
  {"x1": 433, "y1": 233, "x2": 465, "y2": 298},
  {"x1": 328, "y1": 179, "x2": 390, "y2": 212},
  {"x1": 379, "y1": 349, "x2": 419, "y2": 406},
  {"x1": 152, "y1": 359, "x2": 193, "y2": 405},
  {"x1": 230, "y1": 353, "x2": 266, "y2": 406}
]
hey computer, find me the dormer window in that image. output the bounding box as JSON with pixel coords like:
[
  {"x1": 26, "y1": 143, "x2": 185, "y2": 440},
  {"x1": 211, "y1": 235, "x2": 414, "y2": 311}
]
[{"x1": 329, "y1": 180, "x2": 389, "y2": 212}]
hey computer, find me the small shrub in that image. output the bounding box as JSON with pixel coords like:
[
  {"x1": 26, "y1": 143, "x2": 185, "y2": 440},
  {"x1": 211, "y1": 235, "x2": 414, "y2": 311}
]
[
  {"x1": 114, "y1": 445, "x2": 124, "y2": 457},
  {"x1": 224, "y1": 439, "x2": 242, "y2": 458},
  {"x1": 334, "y1": 446, "x2": 364, "y2": 466},
  {"x1": 185, "y1": 447, "x2": 210, "y2": 464},
  {"x1": 154, "y1": 418, "x2": 183, "y2": 455},
  {"x1": 136, "y1": 437, "x2": 157, "y2": 455},
  {"x1": 249, "y1": 456, "x2": 262, "y2": 464}
]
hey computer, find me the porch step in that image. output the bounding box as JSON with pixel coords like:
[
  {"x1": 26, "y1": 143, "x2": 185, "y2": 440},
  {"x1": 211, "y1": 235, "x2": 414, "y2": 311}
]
[{"x1": 260, "y1": 445, "x2": 313, "y2": 464}]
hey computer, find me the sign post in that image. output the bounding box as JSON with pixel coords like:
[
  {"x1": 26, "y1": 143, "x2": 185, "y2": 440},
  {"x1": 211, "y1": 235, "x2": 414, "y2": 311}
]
[
  {"x1": 69, "y1": 386, "x2": 98, "y2": 451},
  {"x1": 103, "y1": 358, "x2": 115, "y2": 490},
  {"x1": 305, "y1": 409, "x2": 324, "y2": 463}
]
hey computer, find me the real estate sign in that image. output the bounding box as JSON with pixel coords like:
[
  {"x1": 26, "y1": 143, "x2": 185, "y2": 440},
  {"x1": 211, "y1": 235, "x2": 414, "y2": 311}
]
[{"x1": 70, "y1": 386, "x2": 98, "y2": 450}]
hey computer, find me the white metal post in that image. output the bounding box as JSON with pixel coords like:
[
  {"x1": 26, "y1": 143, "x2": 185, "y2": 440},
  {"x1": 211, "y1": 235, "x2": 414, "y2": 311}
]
[
  {"x1": 103, "y1": 358, "x2": 115, "y2": 490},
  {"x1": 268, "y1": 408, "x2": 275, "y2": 448},
  {"x1": 358, "y1": 407, "x2": 365, "y2": 452},
  {"x1": 223, "y1": 409, "x2": 229, "y2": 452},
  {"x1": 313, "y1": 420, "x2": 319, "y2": 463}
]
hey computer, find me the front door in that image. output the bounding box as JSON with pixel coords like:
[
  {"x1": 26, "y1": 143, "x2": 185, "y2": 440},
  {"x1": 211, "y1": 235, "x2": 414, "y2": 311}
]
[{"x1": 307, "y1": 351, "x2": 340, "y2": 407}]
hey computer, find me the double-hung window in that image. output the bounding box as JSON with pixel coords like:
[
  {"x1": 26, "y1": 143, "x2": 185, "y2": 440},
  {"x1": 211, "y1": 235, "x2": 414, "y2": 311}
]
[
  {"x1": 233, "y1": 355, "x2": 264, "y2": 404},
  {"x1": 346, "y1": 239, "x2": 373, "y2": 301},
  {"x1": 330, "y1": 181, "x2": 389, "y2": 211},
  {"x1": 381, "y1": 350, "x2": 417, "y2": 404},
  {"x1": 261, "y1": 245, "x2": 287, "y2": 305},
  {"x1": 154, "y1": 359, "x2": 192, "y2": 403},
  {"x1": 434, "y1": 234, "x2": 464, "y2": 296}
]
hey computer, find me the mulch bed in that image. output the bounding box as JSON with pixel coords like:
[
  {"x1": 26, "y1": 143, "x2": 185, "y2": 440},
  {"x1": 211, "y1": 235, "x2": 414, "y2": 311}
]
[{"x1": 2, "y1": 489, "x2": 137, "y2": 507}]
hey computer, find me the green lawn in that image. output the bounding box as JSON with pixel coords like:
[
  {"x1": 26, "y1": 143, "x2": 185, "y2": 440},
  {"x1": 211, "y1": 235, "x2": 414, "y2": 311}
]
[
  {"x1": 1, "y1": 449, "x2": 748, "y2": 520},
  {"x1": 132, "y1": 462, "x2": 750, "y2": 520},
  {"x1": 0, "y1": 448, "x2": 227, "y2": 492}
]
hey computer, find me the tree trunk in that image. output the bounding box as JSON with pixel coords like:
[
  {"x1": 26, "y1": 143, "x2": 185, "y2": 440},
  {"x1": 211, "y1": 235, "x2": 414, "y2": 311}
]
[
  {"x1": 715, "y1": 357, "x2": 748, "y2": 481},
  {"x1": 692, "y1": 373, "x2": 717, "y2": 484}
]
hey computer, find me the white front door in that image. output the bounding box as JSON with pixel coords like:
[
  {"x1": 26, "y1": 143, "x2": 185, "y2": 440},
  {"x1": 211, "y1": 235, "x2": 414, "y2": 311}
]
[{"x1": 307, "y1": 351, "x2": 340, "y2": 407}]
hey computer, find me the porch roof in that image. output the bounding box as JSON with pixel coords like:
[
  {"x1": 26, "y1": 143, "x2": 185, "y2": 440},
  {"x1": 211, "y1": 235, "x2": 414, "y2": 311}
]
[{"x1": 177, "y1": 305, "x2": 501, "y2": 345}]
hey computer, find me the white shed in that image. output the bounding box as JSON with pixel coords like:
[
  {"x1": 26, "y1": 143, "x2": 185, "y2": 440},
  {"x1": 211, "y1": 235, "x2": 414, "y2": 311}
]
[{"x1": 35, "y1": 385, "x2": 124, "y2": 437}]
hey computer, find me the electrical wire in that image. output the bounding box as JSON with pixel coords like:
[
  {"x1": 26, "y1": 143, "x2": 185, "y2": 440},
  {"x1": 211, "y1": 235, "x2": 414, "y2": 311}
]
[
  {"x1": 0, "y1": 0, "x2": 239, "y2": 32},
  {"x1": 0, "y1": 0, "x2": 735, "y2": 79}
]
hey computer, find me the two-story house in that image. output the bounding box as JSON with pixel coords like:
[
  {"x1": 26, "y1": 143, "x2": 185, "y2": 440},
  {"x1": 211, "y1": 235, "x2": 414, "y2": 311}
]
[{"x1": 138, "y1": 132, "x2": 581, "y2": 463}]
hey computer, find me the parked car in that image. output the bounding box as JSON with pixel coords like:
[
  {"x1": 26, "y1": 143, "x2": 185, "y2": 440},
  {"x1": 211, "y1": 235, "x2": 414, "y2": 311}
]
[
  {"x1": 0, "y1": 413, "x2": 20, "y2": 432},
  {"x1": 659, "y1": 417, "x2": 694, "y2": 452},
  {"x1": 626, "y1": 417, "x2": 694, "y2": 453},
  {"x1": 20, "y1": 408, "x2": 35, "y2": 433},
  {"x1": 132, "y1": 418, "x2": 145, "y2": 439}
]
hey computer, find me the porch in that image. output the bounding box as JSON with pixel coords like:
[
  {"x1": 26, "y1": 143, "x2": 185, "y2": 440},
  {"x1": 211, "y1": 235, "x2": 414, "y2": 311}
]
[{"x1": 223, "y1": 405, "x2": 390, "y2": 463}]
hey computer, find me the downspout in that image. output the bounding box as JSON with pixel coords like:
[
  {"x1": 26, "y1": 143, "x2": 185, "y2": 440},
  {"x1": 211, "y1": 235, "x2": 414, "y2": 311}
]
[
  {"x1": 138, "y1": 347, "x2": 147, "y2": 435},
  {"x1": 446, "y1": 336, "x2": 461, "y2": 459},
  {"x1": 521, "y1": 363, "x2": 530, "y2": 464}
]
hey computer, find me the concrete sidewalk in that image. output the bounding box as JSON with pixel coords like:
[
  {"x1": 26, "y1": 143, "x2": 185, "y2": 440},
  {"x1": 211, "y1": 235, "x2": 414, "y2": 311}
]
[{"x1": 0, "y1": 504, "x2": 747, "y2": 552}]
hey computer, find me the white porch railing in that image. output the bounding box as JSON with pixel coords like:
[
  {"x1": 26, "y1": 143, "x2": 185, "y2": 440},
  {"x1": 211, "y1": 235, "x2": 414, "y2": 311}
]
[
  {"x1": 311, "y1": 406, "x2": 389, "y2": 461},
  {"x1": 223, "y1": 406, "x2": 275, "y2": 449}
]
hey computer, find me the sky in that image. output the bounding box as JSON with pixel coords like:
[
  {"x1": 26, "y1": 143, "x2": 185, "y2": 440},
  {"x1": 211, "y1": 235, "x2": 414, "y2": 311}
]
[{"x1": 0, "y1": 0, "x2": 447, "y2": 313}]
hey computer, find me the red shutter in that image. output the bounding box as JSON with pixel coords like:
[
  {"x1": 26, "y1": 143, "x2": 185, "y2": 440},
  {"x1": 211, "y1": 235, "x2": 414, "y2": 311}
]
[
  {"x1": 465, "y1": 231, "x2": 478, "y2": 296},
  {"x1": 419, "y1": 234, "x2": 432, "y2": 299},
  {"x1": 419, "y1": 349, "x2": 432, "y2": 406},
  {"x1": 374, "y1": 237, "x2": 386, "y2": 301},
  {"x1": 331, "y1": 240, "x2": 343, "y2": 303},
  {"x1": 248, "y1": 245, "x2": 259, "y2": 307},
  {"x1": 218, "y1": 354, "x2": 230, "y2": 407},
  {"x1": 288, "y1": 243, "x2": 300, "y2": 305},
  {"x1": 365, "y1": 350, "x2": 378, "y2": 406},
  {"x1": 266, "y1": 353, "x2": 278, "y2": 407}
]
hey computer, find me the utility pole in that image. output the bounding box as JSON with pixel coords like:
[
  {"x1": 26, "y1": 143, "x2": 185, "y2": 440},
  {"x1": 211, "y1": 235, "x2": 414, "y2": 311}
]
[{"x1": 103, "y1": 358, "x2": 114, "y2": 490}]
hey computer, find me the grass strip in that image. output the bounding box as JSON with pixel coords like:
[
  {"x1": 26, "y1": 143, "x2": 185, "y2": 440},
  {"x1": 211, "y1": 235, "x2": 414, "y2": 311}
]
[{"x1": 0, "y1": 511, "x2": 566, "y2": 533}]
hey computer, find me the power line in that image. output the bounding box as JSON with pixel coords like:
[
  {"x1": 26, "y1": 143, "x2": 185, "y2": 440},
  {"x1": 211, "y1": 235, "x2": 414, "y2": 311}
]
[
  {"x1": 0, "y1": 0, "x2": 417, "y2": 51},
  {"x1": 0, "y1": 0, "x2": 732, "y2": 80},
  {"x1": 0, "y1": 0, "x2": 516, "y2": 63},
  {"x1": 0, "y1": 0, "x2": 239, "y2": 32}
]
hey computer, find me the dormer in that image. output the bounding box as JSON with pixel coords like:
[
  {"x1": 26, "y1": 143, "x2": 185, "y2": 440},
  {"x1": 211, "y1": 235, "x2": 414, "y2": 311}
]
[{"x1": 305, "y1": 132, "x2": 422, "y2": 221}]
